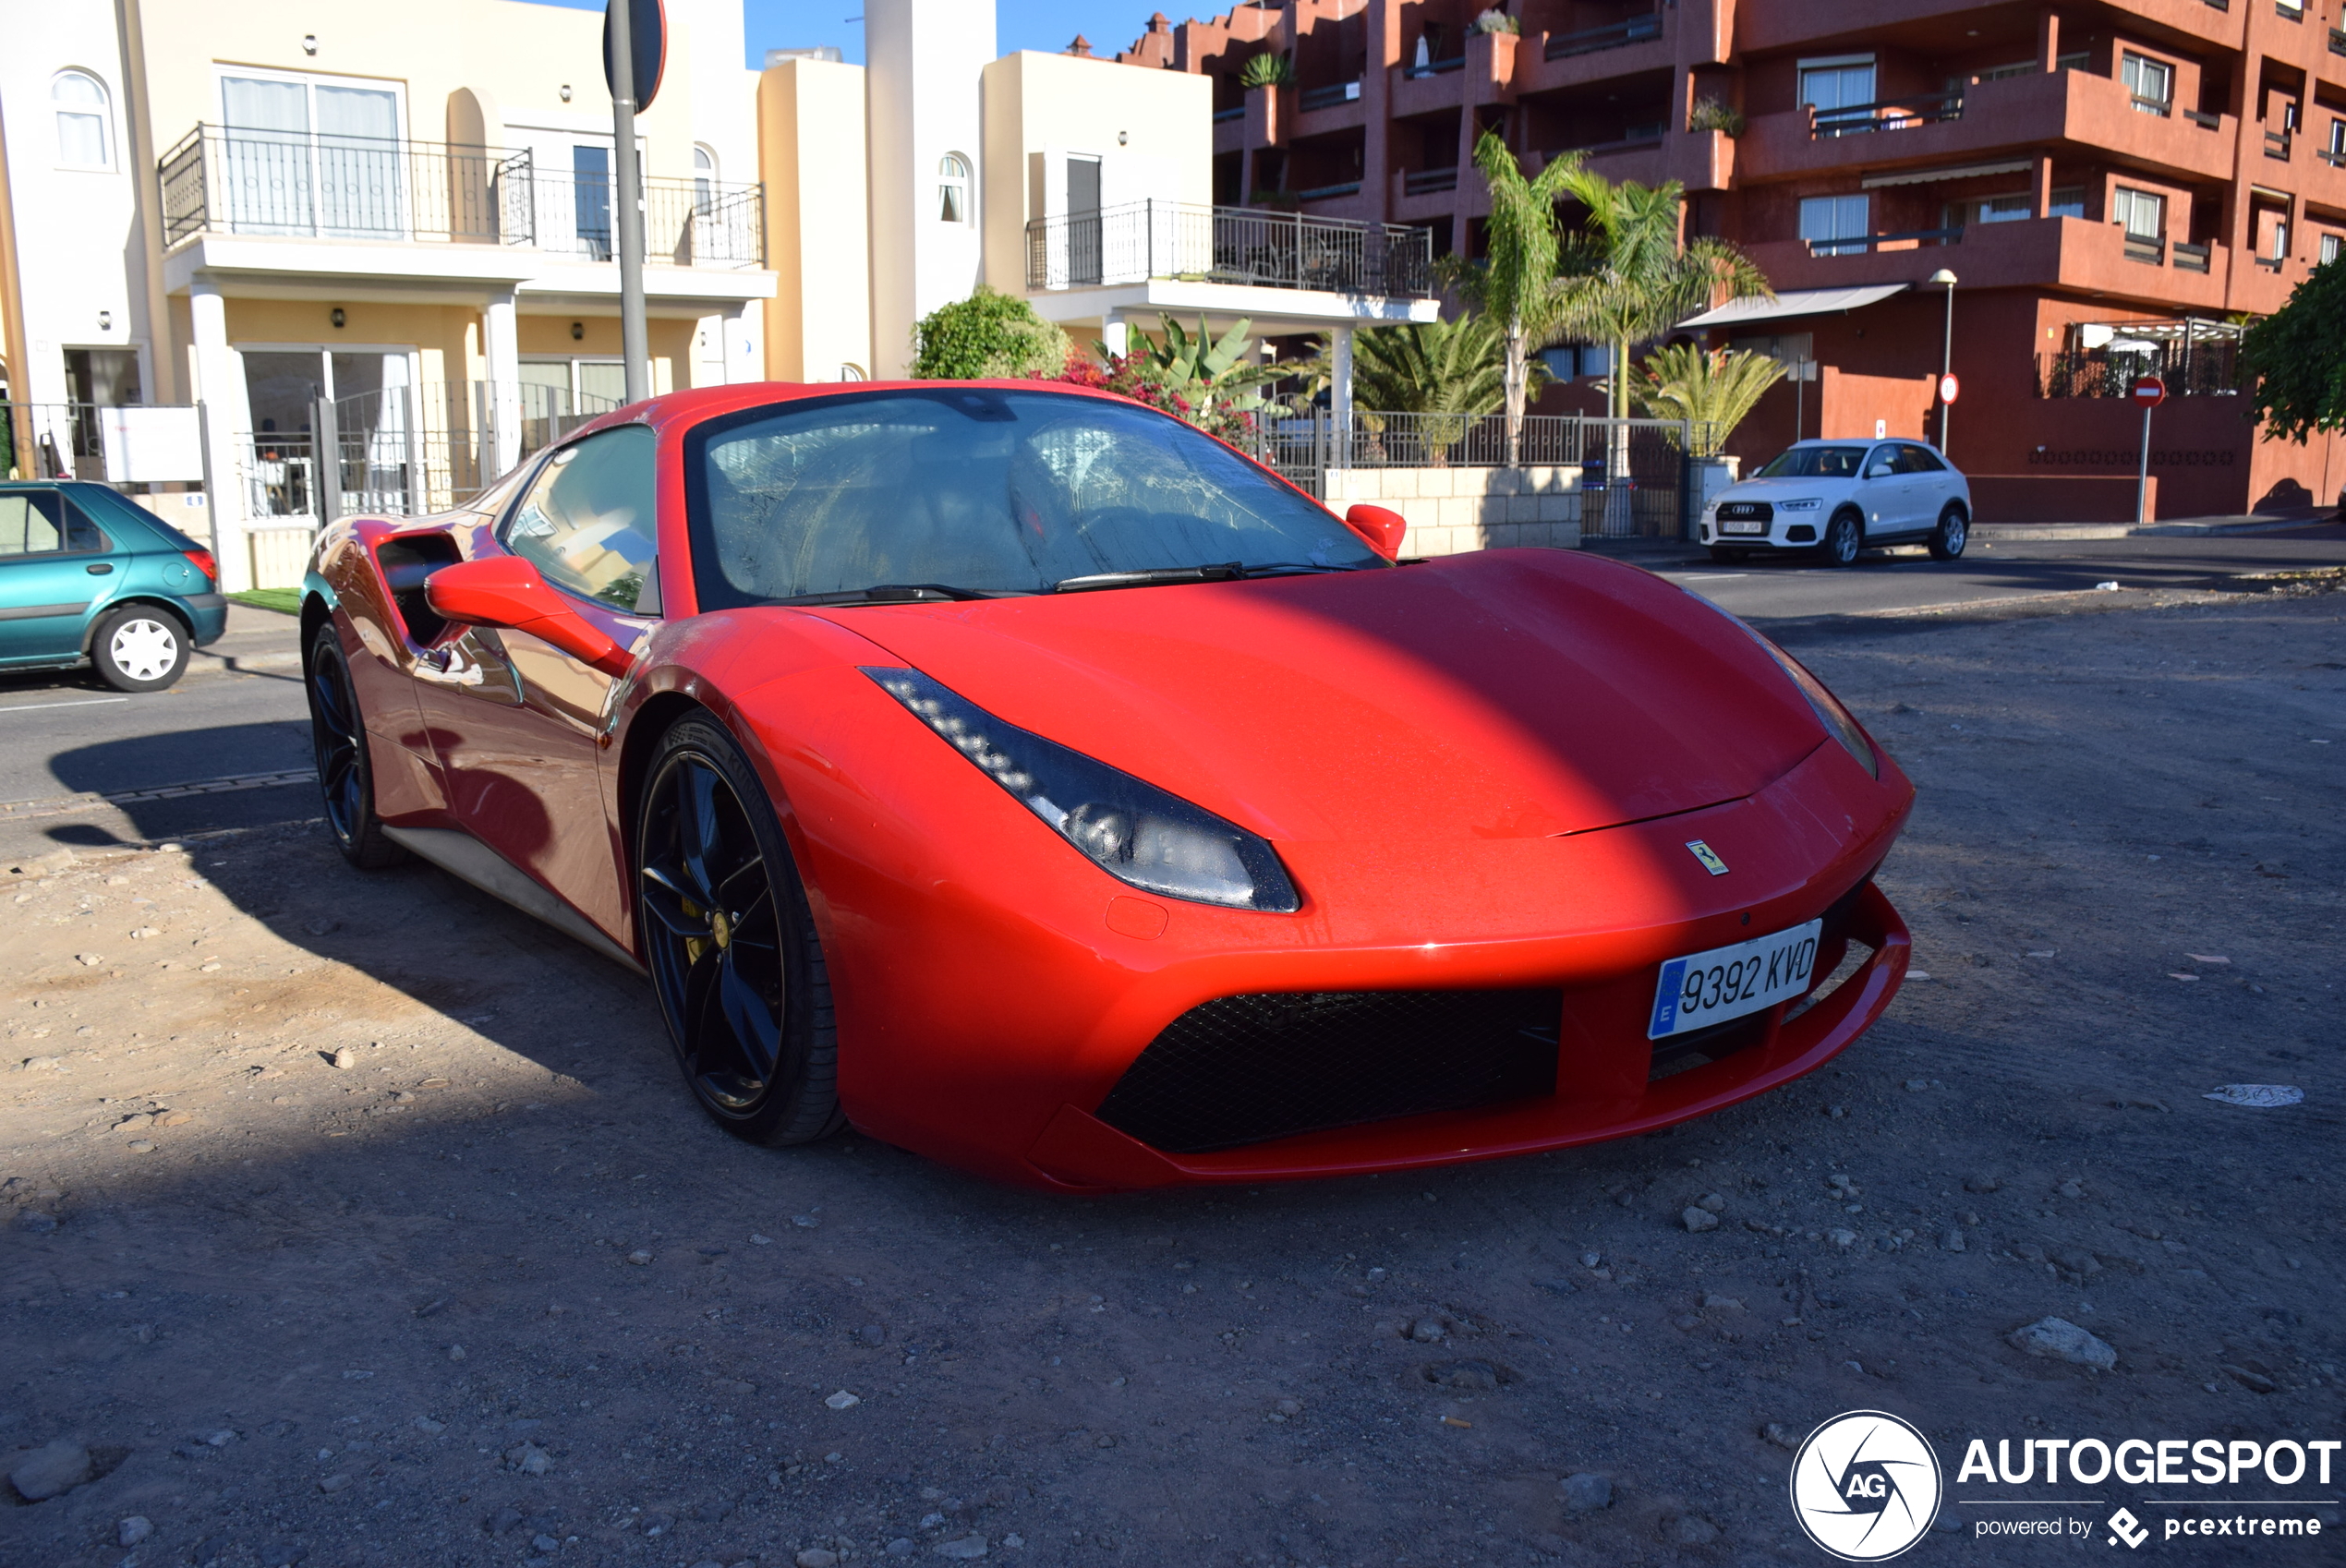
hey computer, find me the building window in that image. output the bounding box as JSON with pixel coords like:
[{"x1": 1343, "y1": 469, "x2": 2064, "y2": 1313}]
[
  {"x1": 2120, "y1": 53, "x2": 2172, "y2": 114},
  {"x1": 2270, "y1": 216, "x2": 2289, "y2": 259},
  {"x1": 693, "y1": 145, "x2": 717, "y2": 213},
  {"x1": 53, "y1": 70, "x2": 113, "y2": 168},
  {"x1": 1799, "y1": 56, "x2": 1876, "y2": 114},
  {"x1": 1800, "y1": 193, "x2": 1870, "y2": 255},
  {"x1": 2111, "y1": 187, "x2": 2166, "y2": 238},
  {"x1": 1946, "y1": 191, "x2": 2035, "y2": 227},
  {"x1": 937, "y1": 152, "x2": 971, "y2": 223},
  {"x1": 2049, "y1": 185, "x2": 2086, "y2": 219},
  {"x1": 2321, "y1": 232, "x2": 2341, "y2": 264}
]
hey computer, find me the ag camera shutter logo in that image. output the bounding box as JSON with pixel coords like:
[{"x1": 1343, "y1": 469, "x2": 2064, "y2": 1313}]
[{"x1": 1789, "y1": 1410, "x2": 1943, "y2": 1561}]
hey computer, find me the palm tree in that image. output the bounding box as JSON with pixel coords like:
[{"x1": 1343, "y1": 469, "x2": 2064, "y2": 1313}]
[
  {"x1": 1448, "y1": 133, "x2": 1586, "y2": 464},
  {"x1": 1550, "y1": 166, "x2": 1771, "y2": 519},
  {"x1": 1627, "y1": 344, "x2": 1785, "y2": 456},
  {"x1": 1288, "y1": 315, "x2": 1513, "y2": 463}
]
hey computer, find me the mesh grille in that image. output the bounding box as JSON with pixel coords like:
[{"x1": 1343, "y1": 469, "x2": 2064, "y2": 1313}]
[{"x1": 1094, "y1": 988, "x2": 1561, "y2": 1154}]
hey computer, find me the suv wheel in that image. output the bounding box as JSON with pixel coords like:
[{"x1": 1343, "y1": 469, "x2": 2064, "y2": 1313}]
[
  {"x1": 1928, "y1": 503, "x2": 1969, "y2": 561},
  {"x1": 1821, "y1": 512, "x2": 1863, "y2": 568}
]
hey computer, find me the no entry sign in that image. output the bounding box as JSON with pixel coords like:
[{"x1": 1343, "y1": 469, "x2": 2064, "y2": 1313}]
[{"x1": 2130, "y1": 375, "x2": 2168, "y2": 407}]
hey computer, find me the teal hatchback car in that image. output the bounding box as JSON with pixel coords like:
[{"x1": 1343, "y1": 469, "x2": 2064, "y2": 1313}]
[{"x1": 0, "y1": 481, "x2": 227, "y2": 691}]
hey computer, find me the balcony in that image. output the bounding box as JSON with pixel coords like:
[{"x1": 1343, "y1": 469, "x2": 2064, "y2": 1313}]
[
  {"x1": 1806, "y1": 225, "x2": 1964, "y2": 257},
  {"x1": 1542, "y1": 12, "x2": 1661, "y2": 60},
  {"x1": 1747, "y1": 216, "x2": 2237, "y2": 309},
  {"x1": 1299, "y1": 80, "x2": 1361, "y2": 112},
  {"x1": 1735, "y1": 69, "x2": 2236, "y2": 186},
  {"x1": 1025, "y1": 200, "x2": 1435, "y2": 297},
  {"x1": 158, "y1": 125, "x2": 764, "y2": 269},
  {"x1": 1403, "y1": 166, "x2": 1460, "y2": 195}
]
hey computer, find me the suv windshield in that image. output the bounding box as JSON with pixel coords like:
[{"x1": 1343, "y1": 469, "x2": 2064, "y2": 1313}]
[
  {"x1": 688, "y1": 388, "x2": 1382, "y2": 607},
  {"x1": 1755, "y1": 445, "x2": 1869, "y2": 479}
]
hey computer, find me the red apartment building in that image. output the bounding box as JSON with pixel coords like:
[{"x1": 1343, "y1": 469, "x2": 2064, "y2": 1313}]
[{"x1": 1104, "y1": 0, "x2": 2346, "y2": 521}]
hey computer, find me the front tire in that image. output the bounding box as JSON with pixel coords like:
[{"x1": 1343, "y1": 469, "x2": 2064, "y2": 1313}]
[
  {"x1": 91, "y1": 606, "x2": 190, "y2": 692},
  {"x1": 1928, "y1": 502, "x2": 1969, "y2": 561},
  {"x1": 1820, "y1": 512, "x2": 1863, "y2": 568},
  {"x1": 307, "y1": 621, "x2": 407, "y2": 869},
  {"x1": 636, "y1": 716, "x2": 842, "y2": 1147}
]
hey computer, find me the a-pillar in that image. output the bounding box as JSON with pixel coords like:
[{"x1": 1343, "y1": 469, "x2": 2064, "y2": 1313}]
[
  {"x1": 187, "y1": 279, "x2": 252, "y2": 593},
  {"x1": 484, "y1": 290, "x2": 522, "y2": 475},
  {"x1": 1330, "y1": 324, "x2": 1355, "y2": 468}
]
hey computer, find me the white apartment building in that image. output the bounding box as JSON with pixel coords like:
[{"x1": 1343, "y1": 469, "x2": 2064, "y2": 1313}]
[{"x1": 0, "y1": 0, "x2": 776, "y2": 589}]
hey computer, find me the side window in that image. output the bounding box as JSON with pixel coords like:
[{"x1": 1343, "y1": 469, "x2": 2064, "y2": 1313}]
[
  {"x1": 501, "y1": 426, "x2": 659, "y2": 614},
  {"x1": 1898, "y1": 444, "x2": 1946, "y2": 473},
  {"x1": 1863, "y1": 446, "x2": 1898, "y2": 478},
  {"x1": 0, "y1": 491, "x2": 70, "y2": 555}
]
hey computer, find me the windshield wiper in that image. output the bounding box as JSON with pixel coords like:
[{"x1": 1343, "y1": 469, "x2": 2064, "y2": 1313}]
[
  {"x1": 1052, "y1": 563, "x2": 1245, "y2": 593},
  {"x1": 1232, "y1": 561, "x2": 1383, "y2": 576},
  {"x1": 781, "y1": 583, "x2": 997, "y2": 606}
]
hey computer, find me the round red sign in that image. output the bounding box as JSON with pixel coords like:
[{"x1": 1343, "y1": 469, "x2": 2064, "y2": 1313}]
[
  {"x1": 2130, "y1": 376, "x2": 2168, "y2": 406},
  {"x1": 1938, "y1": 373, "x2": 1959, "y2": 405}
]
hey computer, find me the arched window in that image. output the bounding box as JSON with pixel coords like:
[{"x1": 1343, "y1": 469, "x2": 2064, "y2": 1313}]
[
  {"x1": 53, "y1": 71, "x2": 113, "y2": 169},
  {"x1": 693, "y1": 144, "x2": 717, "y2": 213},
  {"x1": 937, "y1": 152, "x2": 971, "y2": 224}
]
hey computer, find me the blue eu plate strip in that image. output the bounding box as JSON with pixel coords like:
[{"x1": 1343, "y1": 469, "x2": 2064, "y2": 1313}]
[{"x1": 1651, "y1": 958, "x2": 1687, "y2": 1037}]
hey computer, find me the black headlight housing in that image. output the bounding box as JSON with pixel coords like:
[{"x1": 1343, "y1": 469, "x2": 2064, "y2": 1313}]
[{"x1": 865, "y1": 667, "x2": 1302, "y2": 913}]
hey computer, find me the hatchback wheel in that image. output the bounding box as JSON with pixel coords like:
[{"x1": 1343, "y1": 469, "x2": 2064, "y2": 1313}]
[
  {"x1": 1928, "y1": 503, "x2": 1969, "y2": 561},
  {"x1": 91, "y1": 606, "x2": 189, "y2": 692},
  {"x1": 1821, "y1": 513, "x2": 1863, "y2": 568}
]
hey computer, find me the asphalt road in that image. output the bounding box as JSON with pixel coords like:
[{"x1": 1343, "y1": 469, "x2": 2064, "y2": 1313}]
[{"x1": 2, "y1": 525, "x2": 2339, "y2": 861}]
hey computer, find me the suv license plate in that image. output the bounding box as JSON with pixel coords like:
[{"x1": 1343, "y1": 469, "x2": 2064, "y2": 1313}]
[
  {"x1": 1720, "y1": 519, "x2": 1767, "y2": 535},
  {"x1": 1648, "y1": 919, "x2": 1823, "y2": 1040}
]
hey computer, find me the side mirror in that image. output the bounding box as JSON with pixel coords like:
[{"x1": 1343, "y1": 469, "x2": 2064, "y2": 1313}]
[
  {"x1": 424, "y1": 554, "x2": 634, "y2": 678},
  {"x1": 1343, "y1": 503, "x2": 1408, "y2": 561}
]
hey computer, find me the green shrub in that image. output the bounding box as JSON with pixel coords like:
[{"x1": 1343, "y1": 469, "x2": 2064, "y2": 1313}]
[{"x1": 909, "y1": 286, "x2": 1072, "y2": 380}]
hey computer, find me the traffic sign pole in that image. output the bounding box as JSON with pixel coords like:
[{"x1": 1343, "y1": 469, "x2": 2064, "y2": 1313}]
[
  {"x1": 2129, "y1": 376, "x2": 2167, "y2": 527},
  {"x1": 610, "y1": 0, "x2": 650, "y2": 404}
]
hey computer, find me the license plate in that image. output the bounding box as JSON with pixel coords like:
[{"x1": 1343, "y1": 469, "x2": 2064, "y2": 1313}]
[
  {"x1": 1648, "y1": 919, "x2": 1823, "y2": 1040},
  {"x1": 1719, "y1": 519, "x2": 1767, "y2": 536}
]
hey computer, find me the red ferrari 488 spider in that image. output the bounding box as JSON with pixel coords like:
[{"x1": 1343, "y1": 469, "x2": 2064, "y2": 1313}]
[{"x1": 301, "y1": 381, "x2": 1913, "y2": 1190}]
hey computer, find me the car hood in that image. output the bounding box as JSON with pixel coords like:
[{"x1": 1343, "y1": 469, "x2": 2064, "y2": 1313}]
[
  {"x1": 1713, "y1": 475, "x2": 1853, "y2": 500},
  {"x1": 808, "y1": 550, "x2": 1825, "y2": 842}
]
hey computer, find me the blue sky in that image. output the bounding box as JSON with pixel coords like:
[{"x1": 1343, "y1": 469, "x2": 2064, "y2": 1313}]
[{"x1": 527, "y1": 1, "x2": 1158, "y2": 68}]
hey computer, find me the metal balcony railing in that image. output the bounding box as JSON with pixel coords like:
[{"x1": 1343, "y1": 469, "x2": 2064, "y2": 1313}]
[
  {"x1": 1544, "y1": 13, "x2": 1662, "y2": 59},
  {"x1": 1300, "y1": 80, "x2": 1362, "y2": 111},
  {"x1": 2122, "y1": 234, "x2": 2167, "y2": 265},
  {"x1": 1403, "y1": 54, "x2": 1466, "y2": 78},
  {"x1": 2038, "y1": 342, "x2": 2239, "y2": 399},
  {"x1": 1404, "y1": 166, "x2": 1459, "y2": 195},
  {"x1": 1811, "y1": 91, "x2": 1965, "y2": 137},
  {"x1": 1025, "y1": 200, "x2": 1436, "y2": 296},
  {"x1": 158, "y1": 126, "x2": 763, "y2": 268},
  {"x1": 2173, "y1": 241, "x2": 2212, "y2": 272},
  {"x1": 2264, "y1": 128, "x2": 2292, "y2": 160},
  {"x1": 1805, "y1": 226, "x2": 1964, "y2": 257}
]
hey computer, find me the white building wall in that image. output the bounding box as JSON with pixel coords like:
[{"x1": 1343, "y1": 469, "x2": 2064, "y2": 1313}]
[
  {"x1": 0, "y1": 1, "x2": 150, "y2": 408},
  {"x1": 865, "y1": 0, "x2": 991, "y2": 380}
]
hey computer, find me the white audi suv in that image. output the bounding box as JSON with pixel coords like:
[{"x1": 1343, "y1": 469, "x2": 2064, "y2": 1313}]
[{"x1": 1699, "y1": 439, "x2": 1972, "y2": 566}]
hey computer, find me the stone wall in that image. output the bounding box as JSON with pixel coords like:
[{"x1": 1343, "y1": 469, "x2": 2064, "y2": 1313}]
[{"x1": 1322, "y1": 465, "x2": 1583, "y2": 557}]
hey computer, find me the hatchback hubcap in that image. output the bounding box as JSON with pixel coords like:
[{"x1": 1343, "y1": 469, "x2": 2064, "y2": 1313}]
[{"x1": 111, "y1": 619, "x2": 177, "y2": 681}]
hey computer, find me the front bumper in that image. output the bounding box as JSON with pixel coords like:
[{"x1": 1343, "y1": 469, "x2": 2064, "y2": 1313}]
[{"x1": 1699, "y1": 516, "x2": 1820, "y2": 549}]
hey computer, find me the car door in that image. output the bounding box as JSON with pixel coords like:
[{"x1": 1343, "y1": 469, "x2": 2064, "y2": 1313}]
[
  {"x1": 1856, "y1": 444, "x2": 1915, "y2": 537},
  {"x1": 1895, "y1": 444, "x2": 1953, "y2": 533},
  {"x1": 413, "y1": 425, "x2": 659, "y2": 939},
  {"x1": 0, "y1": 488, "x2": 115, "y2": 664}
]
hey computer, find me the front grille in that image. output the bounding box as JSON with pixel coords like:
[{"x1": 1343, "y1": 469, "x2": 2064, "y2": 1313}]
[
  {"x1": 1715, "y1": 501, "x2": 1773, "y2": 522},
  {"x1": 1095, "y1": 989, "x2": 1562, "y2": 1153}
]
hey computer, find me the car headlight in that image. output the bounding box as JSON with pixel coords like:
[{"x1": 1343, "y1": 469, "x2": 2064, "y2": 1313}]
[
  {"x1": 865, "y1": 668, "x2": 1302, "y2": 912},
  {"x1": 1680, "y1": 599, "x2": 1879, "y2": 779},
  {"x1": 1776, "y1": 498, "x2": 1821, "y2": 512}
]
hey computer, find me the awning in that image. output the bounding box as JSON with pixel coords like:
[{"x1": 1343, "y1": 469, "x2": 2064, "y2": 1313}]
[
  {"x1": 1676, "y1": 283, "x2": 1909, "y2": 331},
  {"x1": 1862, "y1": 158, "x2": 2032, "y2": 188}
]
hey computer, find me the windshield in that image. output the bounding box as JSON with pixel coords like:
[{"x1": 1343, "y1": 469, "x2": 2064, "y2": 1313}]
[
  {"x1": 689, "y1": 388, "x2": 1383, "y2": 606},
  {"x1": 1755, "y1": 445, "x2": 1869, "y2": 479}
]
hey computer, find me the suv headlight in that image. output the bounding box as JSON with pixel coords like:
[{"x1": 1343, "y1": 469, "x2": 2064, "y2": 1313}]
[
  {"x1": 1777, "y1": 498, "x2": 1820, "y2": 512},
  {"x1": 865, "y1": 668, "x2": 1302, "y2": 912},
  {"x1": 1680, "y1": 600, "x2": 1879, "y2": 778}
]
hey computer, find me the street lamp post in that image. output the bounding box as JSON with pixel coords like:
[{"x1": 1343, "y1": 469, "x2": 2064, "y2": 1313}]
[
  {"x1": 1928, "y1": 268, "x2": 1957, "y2": 454},
  {"x1": 609, "y1": 0, "x2": 651, "y2": 404}
]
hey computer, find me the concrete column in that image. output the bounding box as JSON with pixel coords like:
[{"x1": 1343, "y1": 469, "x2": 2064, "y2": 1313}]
[
  {"x1": 1330, "y1": 323, "x2": 1355, "y2": 469},
  {"x1": 2037, "y1": 8, "x2": 2060, "y2": 71},
  {"x1": 484, "y1": 290, "x2": 522, "y2": 474},
  {"x1": 187, "y1": 279, "x2": 252, "y2": 592},
  {"x1": 1099, "y1": 310, "x2": 1129, "y2": 362},
  {"x1": 2032, "y1": 152, "x2": 2056, "y2": 219}
]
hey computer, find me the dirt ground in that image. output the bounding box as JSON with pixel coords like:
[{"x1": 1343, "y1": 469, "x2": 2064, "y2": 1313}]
[{"x1": 2, "y1": 582, "x2": 2340, "y2": 1568}]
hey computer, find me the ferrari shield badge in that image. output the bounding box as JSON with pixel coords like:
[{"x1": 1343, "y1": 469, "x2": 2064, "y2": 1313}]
[{"x1": 1685, "y1": 840, "x2": 1730, "y2": 876}]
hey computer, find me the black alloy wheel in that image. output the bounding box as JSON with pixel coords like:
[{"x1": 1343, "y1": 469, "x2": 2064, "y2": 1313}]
[
  {"x1": 636, "y1": 717, "x2": 841, "y2": 1146},
  {"x1": 1822, "y1": 512, "x2": 1863, "y2": 568},
  {"x1": 1929, "y1": 503, "x2": 1969, "y2": 561},
  {"x1": 306, "y1": 621, "x2": 406, "y2": 869}
]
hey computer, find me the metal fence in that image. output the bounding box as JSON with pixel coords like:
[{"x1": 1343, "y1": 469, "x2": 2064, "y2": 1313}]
[
  {"x1": 1245, "y1": 411, "x2": 1696, "y2": 538},
  {"x1": 159, "y1": 127, "x2": 764, "y2": 267},
  {"x1": 1026, "y1": 200, "x2": 1435, "y2": 297},
  {"x1": 2038, "y1": 342, "x2": 2241, "y2": 399}
]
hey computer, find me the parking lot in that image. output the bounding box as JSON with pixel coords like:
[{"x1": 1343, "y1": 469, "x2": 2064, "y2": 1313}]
[{"x1": 2, "y1": 572, "x2": 2341, "y2": 1567}]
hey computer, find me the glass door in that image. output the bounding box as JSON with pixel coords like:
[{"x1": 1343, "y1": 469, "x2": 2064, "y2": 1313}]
[{"x1": 220, "y1": 76, "x2": 314, "y2": 235}]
